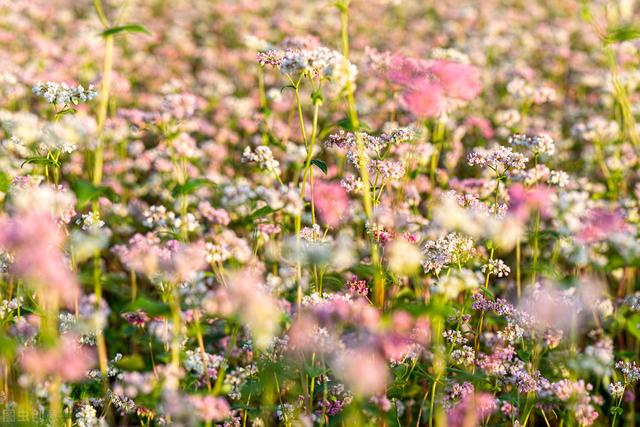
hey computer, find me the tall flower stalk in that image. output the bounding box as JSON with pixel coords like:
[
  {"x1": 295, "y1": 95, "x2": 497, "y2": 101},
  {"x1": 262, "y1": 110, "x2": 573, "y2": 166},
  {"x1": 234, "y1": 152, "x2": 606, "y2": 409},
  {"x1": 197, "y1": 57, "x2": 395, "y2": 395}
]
[{"x1": 335, "y1": 0, "x2": 384, "y2": 308}]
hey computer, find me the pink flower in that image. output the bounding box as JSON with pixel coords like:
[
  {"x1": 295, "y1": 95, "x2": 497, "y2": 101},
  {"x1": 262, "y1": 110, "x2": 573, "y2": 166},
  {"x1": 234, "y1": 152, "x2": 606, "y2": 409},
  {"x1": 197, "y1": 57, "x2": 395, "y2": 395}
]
[
  {"x1": 465, "y1": 116, "x2": 494, "y2": 139},
  {"x1": 0, "y1": 212, "x2": 79, "y2": 306},
  {"x1": 388, "y1": 55, "x2": 482, "y2": 118},
  {"x1": 312, "y1": 180, "x2": 349, "y2": 228},
  {"x1": 446, "y1": 392, "x2": 497, "y2": 427},
  {"x1": 507, "y1": 183, "x2": 553, "y2": 221},
  {"x1": 189, "y1": 395, "x2": 230, "y2": 422},
  {"x1": 576, "y1": 208, "x2": 630, "y2": 244},
  {"x1": 332, "y1": 348, "x2": 389, "y2": 396},
  {"x1": 429, "y1": 60, "x2": 482, "y2": 101},
  {"x1": 19, "y1": 334, "x2": 95, "y2": 382}
]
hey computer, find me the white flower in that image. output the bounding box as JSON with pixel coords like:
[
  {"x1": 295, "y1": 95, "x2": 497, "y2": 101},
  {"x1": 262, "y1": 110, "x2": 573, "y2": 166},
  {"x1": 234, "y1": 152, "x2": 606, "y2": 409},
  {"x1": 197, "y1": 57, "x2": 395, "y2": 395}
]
[
  {"x1": 32, "y1": 81, "x2": 97, "y2": 106},
  {"x1": 77, "y1": 211, "x2": 105, "y2": 232}
]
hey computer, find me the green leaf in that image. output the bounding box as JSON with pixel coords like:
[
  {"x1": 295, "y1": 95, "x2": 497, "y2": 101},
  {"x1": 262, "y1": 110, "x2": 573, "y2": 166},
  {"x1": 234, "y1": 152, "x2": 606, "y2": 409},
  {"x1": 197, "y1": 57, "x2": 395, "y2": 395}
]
[
  {"x1": 125, "y1": 297, "x2": 171, "y2": 317},
  {"x1": 626, "y1": 314, "x2": 640, "y2": 340},
  {"x1": 116, "y1": 354, "x2": 145, "y2": 371},
  {"x1": 305, "y1": 366, "x2": 326, "y2": 378},
  {"x1": 610, "y1": 406, "x2": 624, "y2": 416},
  {"x1": 310, "y1": 159, "x2": 328, "y2": 175},
  {"x1": 280, "y1": 84, "x2": 297, "y2": 93},
  {"x1": 100, "y1": 24, "x2": 151, "y2": 37},
  {"x1": 73, "y1": 179, "x2": 119, "y2": 209},
  {"x1": 0, "y1": 172, "x2": 11, "y2": 193},
  {"x1": 21, "y1": 156, "x2": 60, "y2": 168},
  {"x1": 54, "y1": 108, "x2": 78, "y2": 118},
  {"x1": 172, "y1": 178, "x2": 213, "y2": 197},
  {"x1": 311, "y1": 90, "x2": 324, "y2": 106},
  {"x1": 604, "y1": 25, "x2": 640, "y2": 44},
  {"x1": 478, "y1": 286, "x2": 496, "y2": 300},
  {"x1": 249, "y1": 206, "x2": 276, "y2": 220}
]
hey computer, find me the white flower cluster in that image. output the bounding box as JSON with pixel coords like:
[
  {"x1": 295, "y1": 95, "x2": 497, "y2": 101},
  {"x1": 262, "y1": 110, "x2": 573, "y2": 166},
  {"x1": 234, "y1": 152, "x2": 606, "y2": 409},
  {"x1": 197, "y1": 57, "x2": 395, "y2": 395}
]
[
  {"x1": 77, "y1": 211, "x2": 105, "y2": 232},
  {"x1": 506, "y1": 77, "x2": 557, "y2": 104},
  {"x1": 422, "y1": 232, "x2": 476, "y2": 275},
  {"x1": 467, "y1": 146, "x2": 528, "y2": 171},
  {"x1": 32, "y1": 81, "x2": 97, "y2": 106},
  {"x1": 571, "y1": 117, "x2": 619, "y2": 143},
  {"x1": 241, "y1": 146, "x2": 281, "y2": 175},
  {"x1": 509, "y1": 133, "x2": 555, "y2": 156},
  {"x1": 39, "y1": 122, "x2": 77, "y2": 154},
  {"x1": 482, "y1": 258, "x2": 511, "y2": 277}
]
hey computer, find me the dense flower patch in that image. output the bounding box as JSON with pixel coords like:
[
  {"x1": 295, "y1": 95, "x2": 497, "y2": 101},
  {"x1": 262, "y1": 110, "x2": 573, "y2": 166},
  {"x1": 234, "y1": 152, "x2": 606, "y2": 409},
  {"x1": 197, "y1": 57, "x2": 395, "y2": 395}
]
[{"x1": 0, "y1": 0, "x2": 639, "y2": 426}]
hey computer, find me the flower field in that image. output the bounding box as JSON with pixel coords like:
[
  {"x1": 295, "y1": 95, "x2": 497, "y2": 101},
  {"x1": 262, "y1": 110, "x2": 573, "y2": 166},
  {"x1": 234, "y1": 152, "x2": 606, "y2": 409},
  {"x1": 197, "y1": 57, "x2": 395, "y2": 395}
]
[{"x1": 1, "y1": 0, "x2": 640, "y2": 425}]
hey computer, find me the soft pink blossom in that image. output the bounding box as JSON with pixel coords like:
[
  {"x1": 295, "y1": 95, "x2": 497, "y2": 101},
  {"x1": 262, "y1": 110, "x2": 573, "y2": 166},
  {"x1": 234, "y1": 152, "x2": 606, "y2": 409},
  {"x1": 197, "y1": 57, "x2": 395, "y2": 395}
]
[{"x1": 312, "y1": 180, "x2": 349, "y2": 228}]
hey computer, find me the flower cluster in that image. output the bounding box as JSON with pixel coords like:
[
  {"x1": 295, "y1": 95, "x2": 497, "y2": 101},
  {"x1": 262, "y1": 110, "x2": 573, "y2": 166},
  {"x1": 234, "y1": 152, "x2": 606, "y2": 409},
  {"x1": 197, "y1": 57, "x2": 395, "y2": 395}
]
[{"x1": 32, "y1": 81, "x2": 97, "y2": 106}]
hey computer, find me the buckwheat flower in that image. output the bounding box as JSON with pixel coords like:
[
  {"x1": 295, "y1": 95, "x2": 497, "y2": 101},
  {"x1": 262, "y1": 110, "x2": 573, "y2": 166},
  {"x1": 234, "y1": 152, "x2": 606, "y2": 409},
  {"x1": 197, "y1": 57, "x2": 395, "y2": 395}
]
[
  {"x1": 388, "y1": 55, "x2": 481, "y2": 117},
  {"x1": 0, "y1": 211, "x2": 80, "y2": 306},
  {"x1": 465, "y1": 116, "x2": 494, "y2": 139},
  {"x1": 422, "y1": 232, "x2": 476, "y2": 275},
  {"x1": 256, "y1": 223, "x2": 281, "y2": 241},
  {"x1": 38, "y1": 121, "x2": 77, "y2": 154},
  {"x1": 142, "y1": 205, "x2": 168, "y2": 228},
  {"x1": 543, "y1": 328, "x2": 563, "y2": 349},
  {"x1": 385, "y1": 126, "x2": 417, "y2": 145},
  {"x1": 369, "y1": 160, "x2": 405, "y2": 181},
  {"x1": 573, "y1": 402, "x2": 598, "y2": 426},
  {"x1": 160, "y1": 240, "x2": 207, "y2": 283},
  {"x1": 340, "y1": 175, "x2": 363, "y2": 193},
  {"x1": 300, "y1": 224, "x2": 322, "y2": 241},
  {"x1": 198, "y1": 201, "x2": 230, "y2": 225},
  {"x1": 507, "y1": 183, "x2": 553, "y2": 221},
  {"x1": 75, "y1": 403, "x2": 104, "y2": 427},
  {"x1": 506, "y1": 77, "x2": 534, "y2": 99},
  {"x1": 481, "y1": 259, "x2": 511, "y2": 277},
  {"x1": 467, "y1": 146, "x2": 528, "y2": 171},
  {"x1": 76, "y1": 211, "x2": 105, "y2": 232},
  {"x1": 257, "y1": 49, "x2": 284, "y2": 67},
  {"x1": 446, "y1": 392, "x2": 497, "y2": 427},
  {"x1": 108, "y1": 390, "x2": 136, "y2": 415},
  {"x1": 615, "y1": 360, "x2": 640, "y2": 383},
  {"x1": 365, "y1": 46, "x2": 394, "y2": 72},
  {"x1": 495, "y1": 109, "x2": 521, "y2": 128},
  {"x1": 312, "y1": 180, "x2": 349, "y2": 228},
  {"x1": 121, "y1": 310, "x2": 150, "y2": 328},
  {"x1": 227, "y1": 269, "x2": 282, "y2": 349},
  {"x1": 443, "y1": 330, "x2": 467, "y2": 345},
  {"x1": 509, "y1": 133, "x2": 555, "y2": 155},
  {"x1": 366, "y1": 222, "x2": 393, "y2": 245},
  {"x1": 161, "y1": 93, "x2": 199, "y2": 121},
  {"x1": 11, "y1": 182, "x2": 77, "y2": 224},
  {"x1": 331, "y1": 348, "x2": 389, "y2": 396},
  {"x1": 189, "y1": 395, "x2": 230, "y2": 422},
  {"x1": 242, "y1": 146, "x2": 281, "y2": 175},
  {"x1": 171, "y1": 132, "x2": 201, "y2": 158},
  {"x1": 346, "y1": 276, "x2": 368, "y2": 296},
  {"x1": 571, "y1": 117, "x2": 619, "y2": 142},
  {"x1": 576, "y1": 208, "x2": 630, "y2": 244},
  {"x1": 278, "y1": 46, "x2": 356, "y2": 91},
  {"x1": 32, "y1": 81, "x2": 97, "y2": 106},
  {"x1": 451, "y1": 346, "x2": 475, "y2": 366},
  {"x1": 171, "y1": 213, "x2": 199, "y2": 233},
  {"x1": 324, "y1": 129, "x2": 356, "y2": 150},
  {"x1": 19, "y1": 334, "x2": 95, "y2": 382},
  {"x1": 531, "y1": 86, "x2": 557, "y2": 104},
  {"x1": 609, "y1": 382, "x2": 625, "y2": 399},
  {"x1": 547, "y1": 170, "x2": 569, "y2": 187}
]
